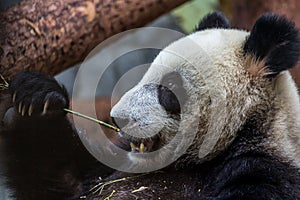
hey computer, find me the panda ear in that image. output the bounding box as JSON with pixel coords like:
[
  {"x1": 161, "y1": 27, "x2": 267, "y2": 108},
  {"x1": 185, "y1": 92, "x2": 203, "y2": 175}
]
[
  {"x1": 195, "y1": 12, "x2": 230, "y2": 31},
  {"x1": 244, "y1": 13, "x2": 300, "y2": 76}
]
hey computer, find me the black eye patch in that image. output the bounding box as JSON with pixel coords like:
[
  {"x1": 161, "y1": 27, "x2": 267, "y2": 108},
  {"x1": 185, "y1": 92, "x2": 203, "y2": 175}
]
[{"x1": 158, "y1": 72, "x2": 187, "y2": 115}]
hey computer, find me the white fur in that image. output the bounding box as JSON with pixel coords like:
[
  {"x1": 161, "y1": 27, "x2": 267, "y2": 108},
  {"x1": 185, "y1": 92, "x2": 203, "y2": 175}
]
[
  {"x1": 270, "y1": 72, "x2": 300, "y2": 165},
  {"x1": 111, "y1": 28, "x2": 300, "y2": 167}
]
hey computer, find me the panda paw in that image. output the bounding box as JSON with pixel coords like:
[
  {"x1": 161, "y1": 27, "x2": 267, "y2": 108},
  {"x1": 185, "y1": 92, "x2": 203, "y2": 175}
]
[{"x1": 9, "y1": 71, "x2": 69, "y2": 117}]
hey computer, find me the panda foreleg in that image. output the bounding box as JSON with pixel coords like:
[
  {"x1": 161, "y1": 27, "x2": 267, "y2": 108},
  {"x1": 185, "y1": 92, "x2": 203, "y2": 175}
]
[{"x1": 0, "y1": 71, "x2": 113, "y2": 200}]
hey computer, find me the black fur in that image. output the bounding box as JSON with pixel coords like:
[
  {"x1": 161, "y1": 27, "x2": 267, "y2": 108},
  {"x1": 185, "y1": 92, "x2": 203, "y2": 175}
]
[
  {"x1": 158, "y1": 72, "x2": 187, "y2": 115},
  {"x1": 195, "y1": 12, "x2": 230, "y2": 31},
  {"x1": 1, "y1": 71, "x2": 114, "y2": 200},
  {"x1": 195, "y1": 118, "x2": 300, "y2": 200},
  {"x1": 9, "y1": 71, "x2": 69, "y2": 116},
  {"x1": 244, "y1": 13, "x2": 300, "y2": 76}
]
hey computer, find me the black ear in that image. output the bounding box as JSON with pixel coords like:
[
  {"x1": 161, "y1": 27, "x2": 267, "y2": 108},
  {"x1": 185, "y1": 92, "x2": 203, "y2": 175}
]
[
  {"x1": 195, "y1": 12, "x2": 230, "y2": 31},
  {"x1": 244, "y1": 13, "x2": 300, "y2": 76}
]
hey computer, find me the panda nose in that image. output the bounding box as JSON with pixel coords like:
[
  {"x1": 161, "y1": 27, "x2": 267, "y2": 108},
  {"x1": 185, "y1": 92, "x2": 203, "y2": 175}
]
[{"x1": 112, "y1": 117, "x2": 130, "y2": 129}]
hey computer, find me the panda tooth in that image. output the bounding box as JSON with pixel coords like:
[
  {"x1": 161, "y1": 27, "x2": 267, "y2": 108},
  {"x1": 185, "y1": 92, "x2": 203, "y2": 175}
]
[
  {"x1": 130, "y1": 142, "x2": 136, "y2": 150},
  {"x1": 140, "y1": 142, "x2": 145, "y2": 152}
]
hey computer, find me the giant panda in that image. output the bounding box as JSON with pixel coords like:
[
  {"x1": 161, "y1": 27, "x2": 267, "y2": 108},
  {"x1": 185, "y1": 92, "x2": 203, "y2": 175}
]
[{"x1": 0, "y1": 12, "x2": 300, "y2": 200}]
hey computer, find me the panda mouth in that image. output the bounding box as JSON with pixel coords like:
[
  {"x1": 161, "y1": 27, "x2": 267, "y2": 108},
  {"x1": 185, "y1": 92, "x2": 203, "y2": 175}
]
[
  {"x1": 129, "y1": 140, "x2": 154, "y2": 153},
  {"x1": 117, "y1": 131, "x2": 160, "y2": 153}
]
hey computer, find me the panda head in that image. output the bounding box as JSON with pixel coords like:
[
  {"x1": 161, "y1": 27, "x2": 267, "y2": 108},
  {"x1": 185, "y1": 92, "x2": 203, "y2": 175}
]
[{"x1": 111, "y1": 12, "x2": 300, "y2": 168}]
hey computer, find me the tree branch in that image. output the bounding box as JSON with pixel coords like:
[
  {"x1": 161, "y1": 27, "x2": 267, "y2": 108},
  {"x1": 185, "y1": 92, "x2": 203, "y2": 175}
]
[{"x1": 0, "y1": 0, "x2": 188, "y2": 79}]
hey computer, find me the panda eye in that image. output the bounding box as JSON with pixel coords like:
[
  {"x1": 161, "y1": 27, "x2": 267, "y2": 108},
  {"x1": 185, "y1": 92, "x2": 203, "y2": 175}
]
[{"x1": 158, "y1": 72, "x2": 187, "y2": 115}]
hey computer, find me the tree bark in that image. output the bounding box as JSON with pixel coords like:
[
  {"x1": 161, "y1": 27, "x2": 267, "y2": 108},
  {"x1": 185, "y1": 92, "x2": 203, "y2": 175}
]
[
  {"x1": 220, "y1": 0, "x2": 300, "y2": 88},
  {"x1": 0, "y1": 0, "x2": 188, "y2": 80}
]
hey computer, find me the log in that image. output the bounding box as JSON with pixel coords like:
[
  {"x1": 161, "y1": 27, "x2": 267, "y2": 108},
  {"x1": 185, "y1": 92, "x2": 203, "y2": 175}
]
[
  {"x1": 220, "y1": 0, "x2": 300, "y2": 88},
  {"x1": 0, "y1": 0, "x2": 188, "y2": 80},
  {"x1": 220, "y1": 0, "x2": 300, "y2": 30}
]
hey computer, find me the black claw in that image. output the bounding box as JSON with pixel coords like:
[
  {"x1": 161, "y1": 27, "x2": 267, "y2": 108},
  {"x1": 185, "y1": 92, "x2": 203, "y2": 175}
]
[{"x1": 9, "y1": 71, "x2": 69, "y2": 116}]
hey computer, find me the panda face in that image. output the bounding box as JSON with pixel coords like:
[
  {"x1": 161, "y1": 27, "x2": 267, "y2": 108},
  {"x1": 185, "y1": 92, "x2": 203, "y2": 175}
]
[
  {"x1": 110, "y1": 28, "x2": 253, "y2": 165},
  {"x1": 111, "y1": 13, "x2": 300, "y2": 167}
]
